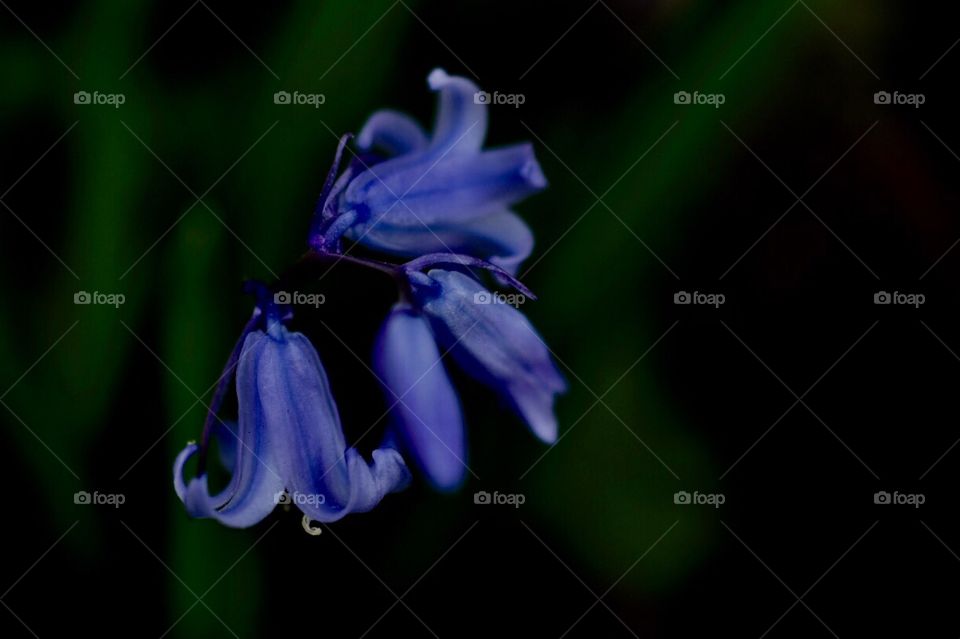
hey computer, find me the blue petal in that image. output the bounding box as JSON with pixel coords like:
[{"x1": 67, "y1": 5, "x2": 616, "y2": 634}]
[
  {"x1": 412, "y1": 270, "x2": 566, "y2": 442},
  {"x1": 477, "y1": 210, "x2": 535, "y2": 275},
  {"x1": 343, "y1": 143, "x2": 546, "y2": 232},
  {"x1": 426, "y1": 68, "x2": 487, "y2": 155},
  {"x1": 374, "y1": 305, "x2": 466, "y2": 491},
  {"x1": 337, "y1": 446, "x2": 411, "y2": 515},
  {"x1": 173, "y1": 333, "x2": 286, "y2": 529},
  {"x1": 347, "y1": 209, "x2": 533, "y2": 276},
  {"x1": 341, "y1": 69, "x2": 490, "y2": 228},
  {"x1": 255, "y1": 327, "x2": 409, "y2": 522},
  {"x1": 356, "y1": 109, "x2": 429, "y2": 156}
]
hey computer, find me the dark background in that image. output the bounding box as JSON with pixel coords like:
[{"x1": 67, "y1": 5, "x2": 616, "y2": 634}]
[{"x1": 2, "y1": 0, "x2": 960, "y2": 636}]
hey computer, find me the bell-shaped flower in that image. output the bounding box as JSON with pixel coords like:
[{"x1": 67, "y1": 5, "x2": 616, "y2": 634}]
[
  {"x1": 373, "y1": 304, "x2": 466, "y2": 491},
  {"x1": 174, "y1": 318, "x2": 410, "y2": 528},
  {"x1": 404, "y1": 261, "x2": 566, "y2": 444},
  {"x1": 313, "y1": 69, "x2": 545, "y2": 274}
]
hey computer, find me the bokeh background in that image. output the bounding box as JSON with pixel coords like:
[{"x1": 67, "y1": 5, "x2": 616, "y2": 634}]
[{"x1": 3, "y1": 0, "x2": 960, "y2": 636}]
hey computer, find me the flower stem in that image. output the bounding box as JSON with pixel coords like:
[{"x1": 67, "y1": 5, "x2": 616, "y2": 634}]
[{"x1": 302, "y1": 249, "x2": 401, "y2": 278}]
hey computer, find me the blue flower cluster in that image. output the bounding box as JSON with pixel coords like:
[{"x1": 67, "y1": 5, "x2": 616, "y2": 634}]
[{"x1": 174, "y1": 69, "x2": 566, "y2": 528}]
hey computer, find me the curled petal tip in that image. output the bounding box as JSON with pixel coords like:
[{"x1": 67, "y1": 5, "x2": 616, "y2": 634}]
[
  {"x1": 356, "y1": 109, "x2": 428, "y2": 155},
  {"x1": 427, "y1": 68, "x2": 450, "y2": 89},
  {"x1": 522, "y1": 154, "x2": 548, "y2": 189},
  {"x1": 173, "y1": 442, "x2": 199, "y2": 501},
  {"x1": 511, "y1": 383, "x2": 562, "y2": 444}
]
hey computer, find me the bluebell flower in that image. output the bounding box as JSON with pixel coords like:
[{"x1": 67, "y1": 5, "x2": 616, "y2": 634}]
[
  {"x1": 373, "y1": 256, "x2": 566, "y2": 489},
  {"x1": 174, "y1": 312, "x2": 410, "y2": 528},
  {"x1": 311, "y1": 69, "x2": 546, "y2": 274},
  {"x1": 176, "y1": 67, "x2": 563, "y2": 522}
]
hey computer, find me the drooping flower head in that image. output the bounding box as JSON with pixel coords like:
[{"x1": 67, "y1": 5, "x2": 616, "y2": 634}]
[
  {"x1": 174, "y1": 298, "x2": 410, "y2": 529},
  {"x1": 373, "y1": 254, "x2": 566, "y2": 490}
]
